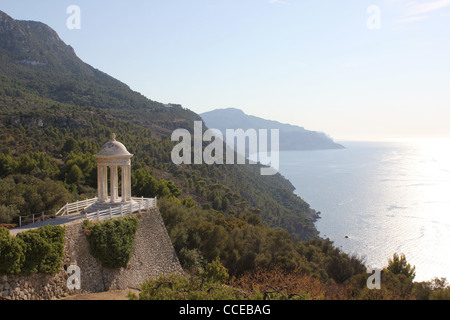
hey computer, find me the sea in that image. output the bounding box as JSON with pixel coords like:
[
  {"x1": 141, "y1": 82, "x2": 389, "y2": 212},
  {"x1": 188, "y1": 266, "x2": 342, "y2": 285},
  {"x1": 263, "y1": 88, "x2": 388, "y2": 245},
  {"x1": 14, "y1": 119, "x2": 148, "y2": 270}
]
[{"x1": 275, "y1": 140, "x2": 450, "y2": 282}]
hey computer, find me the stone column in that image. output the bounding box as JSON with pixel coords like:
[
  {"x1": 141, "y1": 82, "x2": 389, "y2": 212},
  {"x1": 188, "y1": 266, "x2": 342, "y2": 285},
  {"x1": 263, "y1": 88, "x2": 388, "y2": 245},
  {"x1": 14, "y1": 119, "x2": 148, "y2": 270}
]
[
  {"x1": 120, "y1": 165, "x2": 131, "y2": 202},
  {"x1": 113, "y1": 166, "x2": 119, "y2": 202},
  {"x1": 103, "y1": 166, "x2": 109, "y2": 202},
  {"x1": 127, "y1": 165, "x2": 132, "y2": 201},
  {"x1": 97, "y1": 165, "x2": 104, "y2": 202},
  {"x1": 110, "y1": 166, "x2": 117, "y2": 204},
  {"x1": 98, "y1": 165, "x2": 108, "y2": 203},
  {"x1": 121, "y1": 166, "x2": 127, "y2": 203}
]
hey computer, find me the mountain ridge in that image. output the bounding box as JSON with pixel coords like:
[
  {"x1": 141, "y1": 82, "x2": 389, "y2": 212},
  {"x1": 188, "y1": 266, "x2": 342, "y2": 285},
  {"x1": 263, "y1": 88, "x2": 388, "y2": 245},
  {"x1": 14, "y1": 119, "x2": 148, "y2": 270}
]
[
  {"x1": 0, "y1": 10, "x2": 203, "y2": 136},
  {"x1": 201, "y1": 108, "x2": 344, "y2": 151}
]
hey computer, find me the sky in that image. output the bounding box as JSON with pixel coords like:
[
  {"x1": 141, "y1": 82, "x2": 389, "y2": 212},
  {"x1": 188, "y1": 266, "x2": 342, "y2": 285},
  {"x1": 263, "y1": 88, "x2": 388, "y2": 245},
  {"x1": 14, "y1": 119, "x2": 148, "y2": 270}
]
[{"x1": 1, "y1": 0, "x2": 450, "y2": 141}]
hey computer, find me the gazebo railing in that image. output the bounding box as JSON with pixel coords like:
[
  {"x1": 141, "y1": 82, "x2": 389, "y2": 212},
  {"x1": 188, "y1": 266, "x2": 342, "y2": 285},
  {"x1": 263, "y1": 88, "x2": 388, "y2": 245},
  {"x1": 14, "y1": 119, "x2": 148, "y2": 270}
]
[
  {"x1": 84, "y1": 197, "x2": 157, "y2": 222},
  {"x1": 17, "y1": 197, "x2": 157, "y2": 228},
  {"x1": 57, "y1": 197, "x2": 99, "y2": 216}
]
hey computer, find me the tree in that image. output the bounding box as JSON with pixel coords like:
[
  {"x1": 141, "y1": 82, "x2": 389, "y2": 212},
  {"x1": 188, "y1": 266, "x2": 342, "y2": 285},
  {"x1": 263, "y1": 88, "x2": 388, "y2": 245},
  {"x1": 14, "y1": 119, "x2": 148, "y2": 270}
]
[
  {"x1": 413, "y1": 277, "x2": 449, "y2": 300},
  {"x1": 63, "y1": 151, "x2": 97, "y2": 187},
  {"x1": 212, "y1": 196, "x2": 222, "y2": 210},
  {"x1": 381, "y1": 253, "x2": 417, "y2": 299},
  {"x1": 326, "y1": 255, "x2": 355, "y2": 284},
  {"x1": 221, "y1": 197, "x2": 230, "y2": 211},
  {"x1": 66, "y1": 164, "x2": 84, "y2": 185},
  {"x1": 62, "y1": 137, "x2": 78, "y2": 154},
  {"x1": 201, "y1": 257, "x2": 229, "y2": 284},
  {"x1": 387, "y1": 253, "x2": 416, "y2": 280},
  {"x1": 178, "y1": 248, "x2": 204, "y2": 273},
  {"x1": 0, "y1": 205, "x2": 19, "y2": 224},
  {"x1": 181, "y1": 197, "x2": 196, "y2": 208},
  {"x1": 430, "y1": 286, "x2": 450, "y2": 300},
  {"x1": 0, "y1": 154, "x2": 16, "y2": 177}
]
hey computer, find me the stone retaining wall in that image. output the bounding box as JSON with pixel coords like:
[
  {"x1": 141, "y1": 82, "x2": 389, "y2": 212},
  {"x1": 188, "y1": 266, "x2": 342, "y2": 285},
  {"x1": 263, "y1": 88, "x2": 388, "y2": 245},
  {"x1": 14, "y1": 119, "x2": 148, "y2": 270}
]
[
  {"x1": 0, "y1": 273, "x2": 70, "y2": 300},
  {"x1": 0, "y1": 208, "x2": 183, "y2": 300}
]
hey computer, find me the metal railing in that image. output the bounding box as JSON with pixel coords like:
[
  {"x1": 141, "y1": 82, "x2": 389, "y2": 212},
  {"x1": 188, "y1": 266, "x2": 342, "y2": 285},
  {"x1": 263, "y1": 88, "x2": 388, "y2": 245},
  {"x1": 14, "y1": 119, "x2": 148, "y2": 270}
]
[
  {"x1": 18, "y1": 209, "x2": 57, "y2": 227},
  {"x1": 57, "y1": 197, "x2": 99, "y2": 216},
  {"x1": 83, "y1": 197, "x2": 157, "y2": 222},
  {"x1": 18, "y1": 197, "x2": 99, "y2": 227},
  {"x1": 17, "y1": 196, "x2": 157, "y2": 227}
]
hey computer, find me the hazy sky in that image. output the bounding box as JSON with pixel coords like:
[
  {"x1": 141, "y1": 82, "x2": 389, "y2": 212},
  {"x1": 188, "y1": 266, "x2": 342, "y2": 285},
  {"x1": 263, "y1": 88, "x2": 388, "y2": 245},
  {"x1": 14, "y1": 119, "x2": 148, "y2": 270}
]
[{"x1": 1, "y1": 1, "x2": 450, "y2": 141}]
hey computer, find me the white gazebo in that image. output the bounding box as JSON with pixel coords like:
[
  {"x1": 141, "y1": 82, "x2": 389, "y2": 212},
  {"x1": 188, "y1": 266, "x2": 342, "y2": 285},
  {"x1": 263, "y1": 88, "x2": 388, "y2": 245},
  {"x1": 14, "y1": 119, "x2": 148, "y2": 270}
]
[{"x1": 95, "y1": 133, "x2": 133, "y2": 204}]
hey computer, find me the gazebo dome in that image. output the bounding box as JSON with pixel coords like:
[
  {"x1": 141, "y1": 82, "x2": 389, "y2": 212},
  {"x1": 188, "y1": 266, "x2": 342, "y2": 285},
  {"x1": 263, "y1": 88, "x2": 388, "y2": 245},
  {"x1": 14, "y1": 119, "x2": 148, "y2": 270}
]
[{"x1": 96, "y1": 133, "x2": 132, "y2": 158}]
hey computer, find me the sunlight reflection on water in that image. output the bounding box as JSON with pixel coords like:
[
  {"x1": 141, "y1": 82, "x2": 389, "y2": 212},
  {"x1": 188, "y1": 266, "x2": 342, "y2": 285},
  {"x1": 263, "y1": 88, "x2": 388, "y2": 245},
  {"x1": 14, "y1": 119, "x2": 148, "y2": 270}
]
[{"x1": 278, "y1": 139, "x2": 450, "y2": 282}]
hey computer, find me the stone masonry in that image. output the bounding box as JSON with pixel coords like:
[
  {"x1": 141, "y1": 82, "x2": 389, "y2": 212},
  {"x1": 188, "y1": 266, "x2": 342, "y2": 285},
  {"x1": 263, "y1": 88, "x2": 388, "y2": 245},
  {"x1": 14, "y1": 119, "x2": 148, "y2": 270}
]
[{"x1": 0, "y1": 208, "x2": 183, "y2": 300}]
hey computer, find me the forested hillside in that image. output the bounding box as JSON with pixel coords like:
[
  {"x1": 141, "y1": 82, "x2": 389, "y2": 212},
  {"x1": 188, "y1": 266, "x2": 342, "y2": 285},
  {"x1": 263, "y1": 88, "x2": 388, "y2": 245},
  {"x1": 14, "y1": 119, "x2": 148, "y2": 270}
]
[{"x1": 0, "y1": 9, "x2": 317, "y2": 240}]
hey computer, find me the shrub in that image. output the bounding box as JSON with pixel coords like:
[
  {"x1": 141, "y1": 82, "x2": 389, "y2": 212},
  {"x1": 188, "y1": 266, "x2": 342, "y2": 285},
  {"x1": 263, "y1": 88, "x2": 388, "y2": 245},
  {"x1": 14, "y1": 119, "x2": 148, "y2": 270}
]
[
  {"x1": 0, "y1": 225, "x2": 65, "y2": 275},
  {"x1": 16, "y1": 225, "x2": 65, "y2": 274},
  {"x1": 0, "y1": 227, "x2": 24, "y2": 275},
  {"x1": 134, "y1": 260, "x2": 243, "y2": 300},
  {"x1": 82, "y1": 216, "x2": 139, "y2": 269},
  {"x1": 178, "y1": 248, "x2": 204, "y2": 273},
  {"x1": 0, "y1": 205, "x2": 19, "y2": 225},
  {"x1": 201, "y1": 257, "x2": 229, "y2": 284},
  {"x1": 231, "y1": 267, "x2": 326, "y2": 300},
  {"x1": 430, "y1": 286, "x2": 450, "y2": 300},
  {"x1": 181, "y1": 197, "x2": 196, "y2": 208}
]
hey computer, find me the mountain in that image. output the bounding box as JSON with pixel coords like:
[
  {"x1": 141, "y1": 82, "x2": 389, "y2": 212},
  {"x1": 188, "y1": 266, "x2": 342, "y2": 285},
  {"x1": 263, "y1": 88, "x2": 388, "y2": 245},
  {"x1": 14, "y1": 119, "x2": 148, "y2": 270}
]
[
  {"x1": 0, "y1": 10, "x2": 318, "y2": 242},
  {"x1": 201, "y1": 108, "x2": 344, "y2": 151},
  {"x1": 0, "y1": 10, "x2": 200, "y2": 136}
]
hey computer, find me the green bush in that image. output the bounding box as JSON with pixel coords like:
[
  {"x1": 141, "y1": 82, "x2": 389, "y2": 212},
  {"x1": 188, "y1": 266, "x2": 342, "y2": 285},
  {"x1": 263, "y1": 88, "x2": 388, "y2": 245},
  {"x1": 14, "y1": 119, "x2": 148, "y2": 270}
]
[
  {"x1": 178, "y1": 248, "x2": 204, "y2": 273},
  {"x1": 17, "y1": 225, "x2": 65, "y2": 275},
  {"x1": 82, "y1": 216, "x2": 139, "y2": 269},
  {"x1": 0, "y1": 225, "x2": 65, "y2": 275},
  {"x1": 430, "y1": 287, "x2": 450, "y2": 300},
  {"x1": 133, "y1": 260, "x2": 243, "y2": 300},
  {"x1": 0, "y1": 205, "x2": 19, "y2": 224},
  {"x1": 201, "y1": 257, "x2": 229, "y2": 284},
  {"x1": 0, "y1": 227, "x2": 23, "y2": 275}
]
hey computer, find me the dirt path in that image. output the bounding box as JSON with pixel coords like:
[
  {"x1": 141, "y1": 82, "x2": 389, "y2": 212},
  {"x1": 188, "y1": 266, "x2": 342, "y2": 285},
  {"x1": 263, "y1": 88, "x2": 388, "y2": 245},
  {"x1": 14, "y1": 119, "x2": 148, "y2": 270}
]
[{"x1": 61, "y1": 289, "x2": 140, "y2": 300}]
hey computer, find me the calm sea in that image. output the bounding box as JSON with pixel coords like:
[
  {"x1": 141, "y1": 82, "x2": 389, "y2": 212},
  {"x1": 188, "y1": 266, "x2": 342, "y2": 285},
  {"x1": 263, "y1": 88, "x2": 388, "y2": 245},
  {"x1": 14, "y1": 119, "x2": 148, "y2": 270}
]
[{"x1": 276, "y1": 140, "x2": 450, "y2": 282}]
